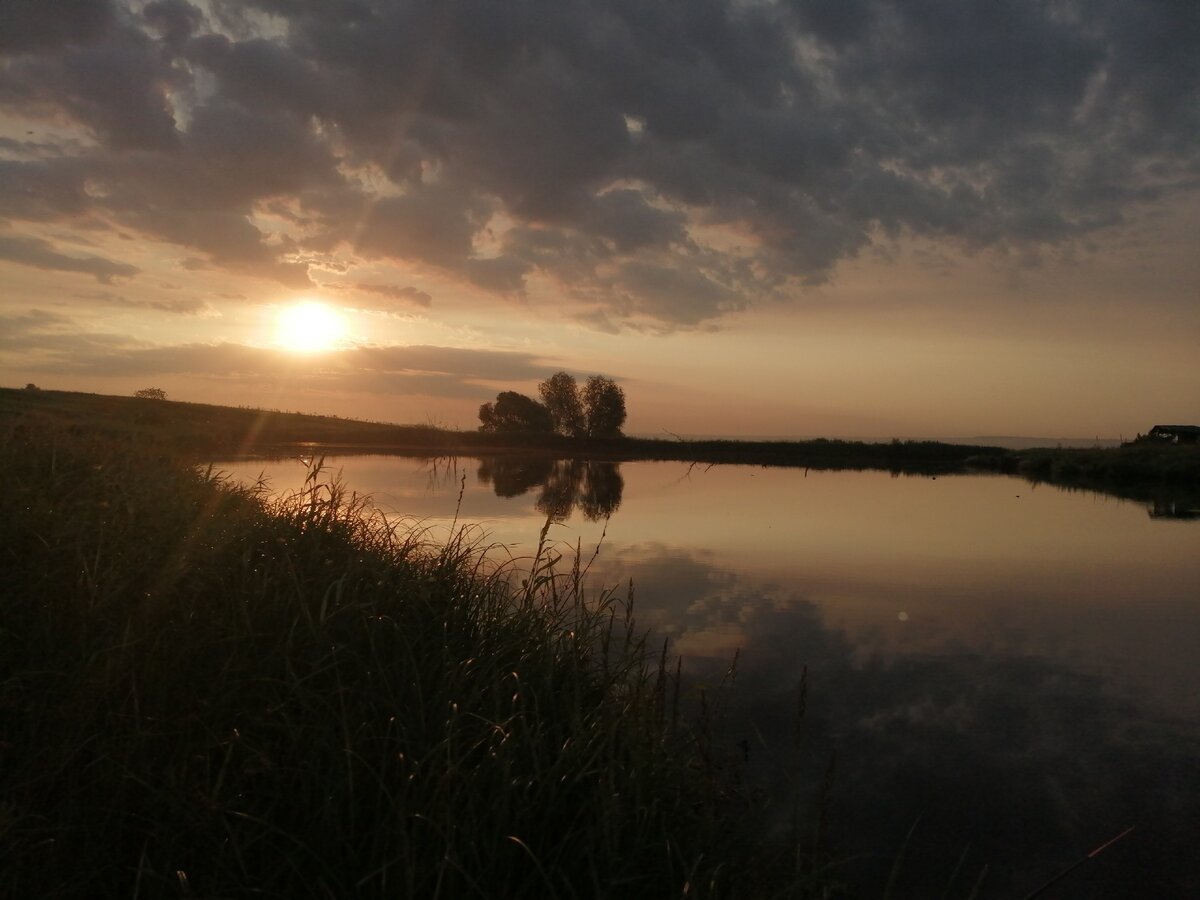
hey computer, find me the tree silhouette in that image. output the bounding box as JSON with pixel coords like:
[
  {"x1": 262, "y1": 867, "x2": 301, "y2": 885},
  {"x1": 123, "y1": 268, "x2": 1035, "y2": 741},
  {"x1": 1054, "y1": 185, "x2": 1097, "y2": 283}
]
[
  {"x1": 484, "y1": 373, "x2": 626, "y2": 439},
  {"x1": 134, "y1": 387, "x2": 167, "y2": 400},
  {"x1": 538, "y1": 371, "x2": 586, "y2": 437},
  {"x1": 583, "y1": 375, "x2": 626, "y2": 437},
  {"x1": 477, "y1": 391, "x2": 554, "y2": 433}
]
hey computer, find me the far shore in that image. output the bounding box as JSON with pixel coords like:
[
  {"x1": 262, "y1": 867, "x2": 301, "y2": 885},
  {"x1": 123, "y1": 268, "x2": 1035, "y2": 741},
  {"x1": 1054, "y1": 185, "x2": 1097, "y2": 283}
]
[{"x1": 4, "y1": 387, "x2": 1198, "y2": 506}]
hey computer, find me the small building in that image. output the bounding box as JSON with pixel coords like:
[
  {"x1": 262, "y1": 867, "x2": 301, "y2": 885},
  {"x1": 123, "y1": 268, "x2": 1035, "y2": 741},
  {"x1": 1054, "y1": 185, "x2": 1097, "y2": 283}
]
[{"x1": 1147, "y1": 425, "x2": 1200, "y2": 445}]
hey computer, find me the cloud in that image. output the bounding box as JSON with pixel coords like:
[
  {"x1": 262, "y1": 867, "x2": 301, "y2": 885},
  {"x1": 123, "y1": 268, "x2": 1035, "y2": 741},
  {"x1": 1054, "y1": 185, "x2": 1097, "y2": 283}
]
[
  {"x1": 0, "y1": 20, "x2": 180, "y2": 151},
  {"x1": 356, "y1": 186, "x2": 486, "y2": 269},
  {"x1": 0, "y1": 0, "x2": 117, "y2": 53},
  {"x1": 0, "y1": 159, "x2": 93, "y2": 221},
  {"x1": 349, "y1": 184, "x2": 531, "y2": 294},
  {"x1": 142, "y1": 0, "x2": 204, "y2": 49},
  {"x1": 0, "y1": 309, "x2": 72, "y2": 346},
  {"x1": 0, "y1": 233, "x2": 139, "y2": 282},
  {"x1": 348, "y1": 344, "x2": 551, "y2": 381},
  {"x1": 326, "y1": 282, "x2": 433, "y2": 310},
  {"x1": 0, "y1": 309, "x2": 142, "y2": 357},
  {"x1": 611, "y1": 260, "x2": 746, "y2": 324},
  {"x1": 71, "y1": 290, "x2": 215, "y2": 314},
  {"x1": 0, "y1": 0, "x2": 1196, "y2": 326},
  {"x1": 583, "y1": 190, "x2": 688, "y2": 253}
]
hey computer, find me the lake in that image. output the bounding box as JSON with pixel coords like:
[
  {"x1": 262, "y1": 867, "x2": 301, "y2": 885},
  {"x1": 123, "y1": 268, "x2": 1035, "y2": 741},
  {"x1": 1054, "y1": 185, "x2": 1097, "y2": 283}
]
[{"x1": 218, "y1": 453, "x2": 1199, "y2": 898}]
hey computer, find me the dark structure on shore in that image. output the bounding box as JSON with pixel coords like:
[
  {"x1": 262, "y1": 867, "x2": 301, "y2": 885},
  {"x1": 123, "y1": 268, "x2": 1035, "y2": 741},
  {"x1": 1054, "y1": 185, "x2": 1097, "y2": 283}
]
[{"x1": 1146, "y1": 425, "x2": 1200, "y2": 444}]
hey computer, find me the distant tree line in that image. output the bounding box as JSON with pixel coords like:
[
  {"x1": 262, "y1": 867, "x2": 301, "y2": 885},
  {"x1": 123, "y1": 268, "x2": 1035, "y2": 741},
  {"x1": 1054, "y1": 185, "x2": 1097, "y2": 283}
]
[{"x1": 479, "y1": 372, "x2": 626, "y2": 438}]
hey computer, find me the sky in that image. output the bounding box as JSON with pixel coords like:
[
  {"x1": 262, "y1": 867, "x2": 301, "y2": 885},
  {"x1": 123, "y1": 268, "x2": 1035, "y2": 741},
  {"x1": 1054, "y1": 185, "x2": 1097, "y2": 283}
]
[{"x1": 1, "y1": 0, "x2": 1196, "y2": 440}]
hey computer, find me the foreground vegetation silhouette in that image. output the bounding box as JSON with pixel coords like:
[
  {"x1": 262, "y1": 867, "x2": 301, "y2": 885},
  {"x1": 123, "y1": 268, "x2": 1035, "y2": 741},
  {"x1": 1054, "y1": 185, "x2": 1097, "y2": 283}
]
[{"x1": 0, "y1": 417, "x2": 835, "y2": 899}]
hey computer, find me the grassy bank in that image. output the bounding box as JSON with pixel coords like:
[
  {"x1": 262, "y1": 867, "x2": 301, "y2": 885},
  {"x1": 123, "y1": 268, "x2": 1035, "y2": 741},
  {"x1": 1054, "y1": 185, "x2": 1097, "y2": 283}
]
[
  {"x1": 0, "y1": 386, "x2": 447, "y2": 455},
  {"x1": 0, "y1": 418, "x2": 819, "y2": 899}
]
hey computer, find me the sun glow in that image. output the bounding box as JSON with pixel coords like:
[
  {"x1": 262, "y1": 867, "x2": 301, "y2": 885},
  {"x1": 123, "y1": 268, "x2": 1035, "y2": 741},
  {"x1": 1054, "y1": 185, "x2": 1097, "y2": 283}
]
[{"x1": 274, "y1": 301, "x2": 348, "y2": 353}]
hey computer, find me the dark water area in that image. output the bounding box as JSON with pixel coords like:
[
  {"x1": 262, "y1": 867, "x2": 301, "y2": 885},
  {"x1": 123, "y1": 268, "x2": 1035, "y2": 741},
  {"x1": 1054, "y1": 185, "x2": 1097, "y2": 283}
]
[{"x1": 219, "y1": 454, "x2": 1200, "y2": 898}]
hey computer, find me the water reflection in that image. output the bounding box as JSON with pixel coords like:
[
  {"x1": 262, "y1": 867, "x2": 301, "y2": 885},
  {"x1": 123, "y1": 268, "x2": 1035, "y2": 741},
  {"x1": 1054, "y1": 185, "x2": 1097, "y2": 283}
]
[
  {"x1": 476, "y1": 456, "x2": 623, "y2": 521},
  {"x1": 215, "y1": 454, "x2": 1200, "y2": 898},
  {"x1": 1033, "y1": 478, "x2": 1200, "y2": 522},
  {"x1": 593, "y1": 543, "x2": 1199, "y2": 899},
  {"x1": 1148, "y1": 497, "x2": 1200, "y2": 520}
]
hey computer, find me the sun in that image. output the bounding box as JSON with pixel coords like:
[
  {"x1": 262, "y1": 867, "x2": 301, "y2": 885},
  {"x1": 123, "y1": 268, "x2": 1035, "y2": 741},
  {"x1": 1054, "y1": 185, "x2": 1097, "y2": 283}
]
[{"x1": 274, "y1": 301, "x2": 348, "y2": 353}]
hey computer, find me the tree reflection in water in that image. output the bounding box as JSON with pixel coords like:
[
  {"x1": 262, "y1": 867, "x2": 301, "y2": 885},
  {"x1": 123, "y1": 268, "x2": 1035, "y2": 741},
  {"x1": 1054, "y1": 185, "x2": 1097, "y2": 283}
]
[{"x1": 476, "y1": 456, "x2": 624, "y2": 521}]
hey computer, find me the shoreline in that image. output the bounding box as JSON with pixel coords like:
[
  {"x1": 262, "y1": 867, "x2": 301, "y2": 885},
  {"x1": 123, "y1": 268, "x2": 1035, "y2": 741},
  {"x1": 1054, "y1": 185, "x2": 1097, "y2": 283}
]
[{"x1": 5, "y1": 386, "x2": 1198, "y2": 501}]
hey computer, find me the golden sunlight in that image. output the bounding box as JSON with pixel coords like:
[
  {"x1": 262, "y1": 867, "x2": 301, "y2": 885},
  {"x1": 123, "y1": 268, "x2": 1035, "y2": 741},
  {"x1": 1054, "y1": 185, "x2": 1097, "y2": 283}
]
[{"x1": 274, "y1": 301, "x2": 348, "y2": 353}]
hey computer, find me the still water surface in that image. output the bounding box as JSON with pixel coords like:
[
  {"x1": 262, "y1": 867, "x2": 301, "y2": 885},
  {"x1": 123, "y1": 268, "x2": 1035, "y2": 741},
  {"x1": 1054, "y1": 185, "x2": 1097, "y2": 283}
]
[{"x1": 220, "y1": 454, "x2": 1199, "y2": 897}]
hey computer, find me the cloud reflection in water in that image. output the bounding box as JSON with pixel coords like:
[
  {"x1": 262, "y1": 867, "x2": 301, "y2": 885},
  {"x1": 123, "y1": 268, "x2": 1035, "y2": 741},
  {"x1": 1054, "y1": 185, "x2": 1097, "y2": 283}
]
[{"x1": 590, "y1": 543, "x2": 1199, "y2": 899}]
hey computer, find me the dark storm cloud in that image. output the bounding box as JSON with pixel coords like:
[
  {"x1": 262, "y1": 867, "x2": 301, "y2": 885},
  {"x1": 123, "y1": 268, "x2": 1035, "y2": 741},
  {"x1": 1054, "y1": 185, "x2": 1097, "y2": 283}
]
[
  {"x1": 1, "y1": 0, "x2": 1196, "y2": 326},
  {"x1": 183, "y1": 31, "x2": 338, "y2": 121},
  {"x1": 0, "y1": 233, "x2": 139, "y2": 282},
  {"x1": 583, "y1": 190, "x2": 688, "y2": 253},
  {"x1": 0, "y1": 1, "x2": 118, "y2": 53},
  {"x1": 0, "y1": 20, "x2": 180, "y2": 151},
  {"x1": 142, "y1": 0, "x2": 205, "y2": 49}
]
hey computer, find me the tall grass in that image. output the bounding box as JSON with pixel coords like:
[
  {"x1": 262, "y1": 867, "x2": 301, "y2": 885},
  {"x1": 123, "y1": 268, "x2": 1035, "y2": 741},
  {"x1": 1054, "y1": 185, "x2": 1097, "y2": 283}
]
[{"x1": 0, "y1": 418, "x2": 821, "y2": 899}]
